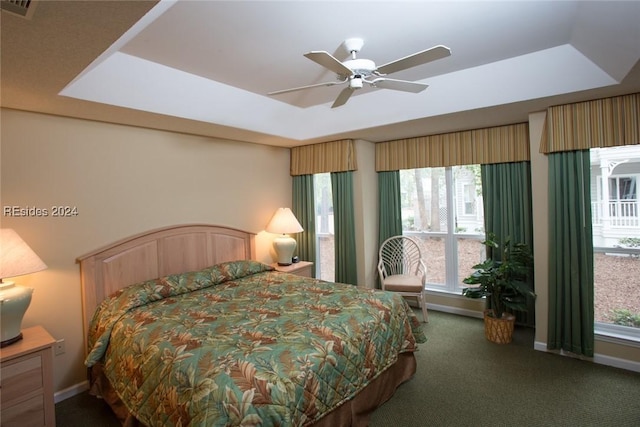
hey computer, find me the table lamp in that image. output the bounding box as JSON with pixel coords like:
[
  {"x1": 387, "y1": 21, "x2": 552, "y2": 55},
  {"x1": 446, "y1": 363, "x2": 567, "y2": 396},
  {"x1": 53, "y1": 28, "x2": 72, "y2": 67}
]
[
  {"x1": 266, "y1": 208, "x2": 303, "y2": 266},
  {"x1": 0, "y1": 228, "x2": 48, "y2": 347}
]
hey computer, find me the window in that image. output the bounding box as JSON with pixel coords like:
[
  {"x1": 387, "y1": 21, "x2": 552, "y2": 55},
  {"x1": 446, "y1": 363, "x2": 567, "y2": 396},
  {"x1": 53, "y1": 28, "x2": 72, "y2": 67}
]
[
  {"x1": 591, "y1": 146, "x2": 640, "y2": 340},
  {"x1": 611, "y1": 176, "x2": 637, "y2": 200},
  {"x1": 463, "y1": 183, "x2": 476, "y2": 215},
  {"x1": 314, "y1": 173, "x2": 334, "y2": 282},
  {"x1": 607, "y1": 176, "x2": 638, "y2": 221},
  {"x1": 400, "y1": 166, "x2": 485, "y2": 293}
]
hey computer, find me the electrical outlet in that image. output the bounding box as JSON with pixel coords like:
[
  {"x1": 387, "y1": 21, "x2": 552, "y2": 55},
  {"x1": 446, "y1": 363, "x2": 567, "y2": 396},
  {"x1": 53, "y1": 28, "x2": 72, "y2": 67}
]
[{"x1": 55, "y1": 339, "x2": 65, "y2": 355}]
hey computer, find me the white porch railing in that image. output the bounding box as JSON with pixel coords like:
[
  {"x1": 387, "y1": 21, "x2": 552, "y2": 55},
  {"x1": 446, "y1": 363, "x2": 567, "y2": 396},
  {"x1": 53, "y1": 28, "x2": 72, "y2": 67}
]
[{"x1": 592, "y1": 200, "x2": 640, "y2": 227}]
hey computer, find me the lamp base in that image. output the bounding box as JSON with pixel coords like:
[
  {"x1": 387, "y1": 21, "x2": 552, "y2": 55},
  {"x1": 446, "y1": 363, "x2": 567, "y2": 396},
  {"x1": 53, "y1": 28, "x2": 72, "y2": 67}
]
[
  {"x1": 1, "y1": 332, "x2": 23, "y2": 348},
  {"x1": 0, "y1": 281, "x2": 33, "y2": 346},
  {"x1": 273, "y1": 235, "x2": 297, "y2": 266}
]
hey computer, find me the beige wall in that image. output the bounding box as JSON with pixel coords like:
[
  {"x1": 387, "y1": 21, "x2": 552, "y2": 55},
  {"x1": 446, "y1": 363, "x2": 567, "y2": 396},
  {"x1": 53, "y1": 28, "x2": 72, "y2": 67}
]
[
  {"x1": 1, "y1": 109, "x2": 292, "y2": 394},
  {"x1": 529, "y1": 111, "x2": 550, "y2": 344},
  {"x1": 353, "y1": 139, "x2": 378, "y2": 289}
]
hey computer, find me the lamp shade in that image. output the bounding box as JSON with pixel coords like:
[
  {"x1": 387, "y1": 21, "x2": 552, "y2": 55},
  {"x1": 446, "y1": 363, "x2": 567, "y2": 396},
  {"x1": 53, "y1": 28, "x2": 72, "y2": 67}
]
[
  {"x1": 1, "y1": 229, "x2": 48, "y2": 279},
  {"x1": 0, "y1": 229, "x2": 47, "y2": 347},
  {"x1": 265, "y1": 208, "x2": 303, "y2": 234},
  {"x1": 266, "y1": 208, "x2": 303, "y2": 266}
]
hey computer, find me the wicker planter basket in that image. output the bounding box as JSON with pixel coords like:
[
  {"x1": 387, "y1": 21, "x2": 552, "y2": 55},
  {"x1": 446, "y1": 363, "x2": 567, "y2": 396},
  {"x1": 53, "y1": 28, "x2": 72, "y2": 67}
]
[{"x1": 483, "y1": 310, "x2": 515, "y2": 344}]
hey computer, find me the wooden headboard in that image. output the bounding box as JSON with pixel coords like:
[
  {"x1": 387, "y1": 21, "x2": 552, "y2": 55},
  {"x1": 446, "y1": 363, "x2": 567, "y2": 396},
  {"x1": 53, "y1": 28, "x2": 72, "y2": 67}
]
[{"x1": 76, "y1": 224, "x2": 256, "y2": 337}]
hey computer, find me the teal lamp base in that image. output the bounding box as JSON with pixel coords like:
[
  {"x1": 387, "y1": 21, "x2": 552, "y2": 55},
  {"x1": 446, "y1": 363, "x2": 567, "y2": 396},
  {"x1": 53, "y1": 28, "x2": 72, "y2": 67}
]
[{"x1": 0, "y1": 281, "x2": 33, "y2": 347}]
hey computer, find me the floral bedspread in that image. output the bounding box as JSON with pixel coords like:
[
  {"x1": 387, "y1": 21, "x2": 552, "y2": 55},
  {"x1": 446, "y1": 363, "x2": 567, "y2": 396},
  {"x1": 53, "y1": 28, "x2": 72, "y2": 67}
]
[{"x1": 85, "y1": 260, "x2": 426, "y2": 427}]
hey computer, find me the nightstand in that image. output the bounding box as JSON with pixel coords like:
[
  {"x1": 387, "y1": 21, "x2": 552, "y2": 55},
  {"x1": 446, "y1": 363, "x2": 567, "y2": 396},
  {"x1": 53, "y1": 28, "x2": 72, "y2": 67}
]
[
  {"x1": 272, "y1": 261, "x2": 313, "y2": 278},
  {"x1": 0, "y1": 325, "x2": 56, "y2": 427}
]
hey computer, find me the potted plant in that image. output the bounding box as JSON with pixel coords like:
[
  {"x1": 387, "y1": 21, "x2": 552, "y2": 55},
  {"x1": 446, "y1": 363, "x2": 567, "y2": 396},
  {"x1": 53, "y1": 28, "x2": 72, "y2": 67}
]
[{"x1": 462, "y1": 234, "x2": 535, "y2": 344}]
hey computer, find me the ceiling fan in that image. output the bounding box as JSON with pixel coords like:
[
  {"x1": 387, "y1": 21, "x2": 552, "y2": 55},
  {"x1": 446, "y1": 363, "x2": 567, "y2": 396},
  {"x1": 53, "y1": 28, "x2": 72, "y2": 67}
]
[{"x1": 268, "y1": 38, "x2": 451, "y2": 108}]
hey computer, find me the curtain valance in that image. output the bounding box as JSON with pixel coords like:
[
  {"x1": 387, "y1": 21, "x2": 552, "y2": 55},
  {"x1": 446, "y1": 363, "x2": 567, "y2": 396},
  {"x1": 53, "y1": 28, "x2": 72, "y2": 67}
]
[
  {"x1": 290, "y1": 139, "x2": 357, "y2": 176},
  {"x1": 375, "y1": 123, "x2": 530, "y2": 171},
  {"x1": 540, "y1": 92, "x2": 640, "y2": 154}
]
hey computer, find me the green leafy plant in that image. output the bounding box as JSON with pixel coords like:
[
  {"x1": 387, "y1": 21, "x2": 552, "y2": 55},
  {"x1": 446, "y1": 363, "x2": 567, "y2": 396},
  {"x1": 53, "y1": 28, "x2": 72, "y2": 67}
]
[
  {"x1": 607, "y1": 309, "x2": 640, "y2": 328},
  {"x1": 618, "y1": 237, "x2": 640, "y2": 248},
  {"x1": 462, "y1": 234, "x2": 535, "y2": 319}
]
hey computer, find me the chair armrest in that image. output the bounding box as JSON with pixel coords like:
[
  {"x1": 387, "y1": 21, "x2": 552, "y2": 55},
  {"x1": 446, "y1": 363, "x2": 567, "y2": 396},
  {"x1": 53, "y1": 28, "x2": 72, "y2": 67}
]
[
  {"x1": 377, "y1": 258, "x2": 386, "y2": 282},
  {"x1": 418, "y1": 259, "x2": 427, "y2": 285}
]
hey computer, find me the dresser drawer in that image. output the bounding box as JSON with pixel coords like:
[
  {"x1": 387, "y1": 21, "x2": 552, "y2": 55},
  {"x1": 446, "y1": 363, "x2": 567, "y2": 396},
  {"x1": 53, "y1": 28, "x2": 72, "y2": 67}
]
[
  {"x1": 1, "y1": 354, "x2": 44, "y2": 403},
  {"x1": 1, "y1": 394, "x2": 45, "y2": 427},
  {"x1": 272, "y1": 261, "x2": 313, "y2": 277},
  {"x1": 291, "y1": 264, "x2": 312, "y2": 277},
  {"x1": 0, "y1": 326, "x2": 56, "y2": 426}
]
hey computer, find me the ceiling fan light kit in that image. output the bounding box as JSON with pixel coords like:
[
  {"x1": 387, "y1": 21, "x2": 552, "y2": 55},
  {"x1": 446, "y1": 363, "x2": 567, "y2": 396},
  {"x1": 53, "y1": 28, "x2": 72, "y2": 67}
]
[
  {"x1": 268, "y1": 38, "x2": 451, "y2": 108},
  {"x1": 350, "y1": 77, "x2": 364, "y2": 89}
]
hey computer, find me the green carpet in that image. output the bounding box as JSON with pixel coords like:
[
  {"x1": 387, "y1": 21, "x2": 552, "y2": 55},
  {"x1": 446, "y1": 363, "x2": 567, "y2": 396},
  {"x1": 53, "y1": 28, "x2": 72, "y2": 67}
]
[
  {"x1": 370, "y1": 311, "x2": 640, "y2": 426},
  {"x1": 56, "y1": 311, "x2": 640, "y2": 426}
]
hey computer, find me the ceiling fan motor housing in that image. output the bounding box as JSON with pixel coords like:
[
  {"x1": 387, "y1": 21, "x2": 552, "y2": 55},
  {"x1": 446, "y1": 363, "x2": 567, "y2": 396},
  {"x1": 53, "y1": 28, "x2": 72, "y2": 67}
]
[{"x1": 342, "y1": 58, "x2": 376, "y2": 77}]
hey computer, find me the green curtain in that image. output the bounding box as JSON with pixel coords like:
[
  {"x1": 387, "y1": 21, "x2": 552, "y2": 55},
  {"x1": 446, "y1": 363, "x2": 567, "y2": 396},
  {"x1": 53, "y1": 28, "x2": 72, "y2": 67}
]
[
  {"x1": 331, "y1": 171, "x2": 358, "y2": 285},
  {"x1": 481, "y1": 161, "x2": 535, "y2": 326},
  {"x1": 378, "y1": 170, "x2": 403, "y2": 247},
  {"x1": 547, "y1": 150, "x2": 594, "y2": 357},
  {"x1": 292, "y1": 175, "x2": 316, "y2": 278}
]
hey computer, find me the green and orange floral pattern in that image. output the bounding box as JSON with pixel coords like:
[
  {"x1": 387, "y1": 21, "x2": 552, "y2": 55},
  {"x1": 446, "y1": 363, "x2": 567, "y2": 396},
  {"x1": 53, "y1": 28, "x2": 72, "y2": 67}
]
[{"x1": 86, "y1": 260, "x2": 426, "y2": 426}]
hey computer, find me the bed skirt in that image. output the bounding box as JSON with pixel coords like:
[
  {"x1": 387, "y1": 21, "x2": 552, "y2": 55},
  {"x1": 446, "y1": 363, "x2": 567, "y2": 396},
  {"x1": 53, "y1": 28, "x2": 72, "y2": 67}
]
[{"x1": 89, "y1": 351, "x2": 417, "y2": 427}]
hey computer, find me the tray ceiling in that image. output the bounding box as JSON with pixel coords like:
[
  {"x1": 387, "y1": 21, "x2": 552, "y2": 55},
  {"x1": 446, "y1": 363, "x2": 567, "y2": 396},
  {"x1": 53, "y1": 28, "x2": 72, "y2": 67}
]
[{"x1": 2, "y1": 1, "x2": 640, "y2": 147}]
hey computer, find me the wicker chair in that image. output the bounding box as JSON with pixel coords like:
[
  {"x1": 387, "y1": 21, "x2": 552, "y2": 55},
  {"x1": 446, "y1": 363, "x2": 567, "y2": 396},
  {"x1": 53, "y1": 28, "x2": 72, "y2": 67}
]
[{"x1": 377, "y1": 235, "x2": 428, "y2": 322}]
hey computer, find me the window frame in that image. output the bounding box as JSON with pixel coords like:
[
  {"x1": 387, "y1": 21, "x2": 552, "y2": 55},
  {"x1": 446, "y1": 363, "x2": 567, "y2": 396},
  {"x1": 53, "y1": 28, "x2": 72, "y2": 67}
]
[
  {"x1": 591, "y1": 147, "x2": 640, "y2": 344},
  {"x1": 400, "y1": 166, "x2": 485, "y2": 294},
  {"x1": 313, "y1": 173, "x2": 334, "y2": 282}
]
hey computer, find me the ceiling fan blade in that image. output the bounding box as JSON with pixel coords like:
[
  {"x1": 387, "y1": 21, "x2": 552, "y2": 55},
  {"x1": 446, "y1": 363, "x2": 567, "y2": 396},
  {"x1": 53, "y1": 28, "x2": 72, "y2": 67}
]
[
  {"x1": 268, "y1": 79, "x2": 346, "y2": 96},
  {"x1": 371, "y1": 78, "x2": 428, "y2": 93},
  {"x1": 304, "y1": 51, "x2": 353, "y2": 76},
  {"x1": 376, "y1": 45, "x2": 451, "y2": 75},
  {"x1": 331, "y1": 87, "x2": 354, "y2": 108}
]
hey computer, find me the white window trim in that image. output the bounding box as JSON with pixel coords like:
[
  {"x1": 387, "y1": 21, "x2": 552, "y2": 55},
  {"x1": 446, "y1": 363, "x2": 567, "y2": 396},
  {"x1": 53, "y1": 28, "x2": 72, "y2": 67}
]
[
  {"x1": 595, "y1": 323, "x2": 640, "y2": 346},
  {"x1": 402, "y1": 166, "x2": 485, "y2": 295},
  {"x1": 591, "y1": 146, "x2": 640, "y2": 343}
]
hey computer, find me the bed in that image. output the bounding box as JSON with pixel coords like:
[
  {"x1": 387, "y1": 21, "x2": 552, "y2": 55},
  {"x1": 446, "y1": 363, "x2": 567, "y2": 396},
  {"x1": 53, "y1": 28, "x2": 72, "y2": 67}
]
[{"x1": 77, "y1": 224, "x2": 426, "y2": 426}]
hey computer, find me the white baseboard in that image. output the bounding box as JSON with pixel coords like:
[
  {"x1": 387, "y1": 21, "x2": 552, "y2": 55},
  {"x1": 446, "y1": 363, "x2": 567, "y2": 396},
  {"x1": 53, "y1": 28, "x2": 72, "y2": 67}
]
[
  {"x1": 426, "y1": 302, "x2": 484, "y2": 319},
  {"x1": 534, "y1": 341, "x2": 640, "y2": 373},
  {"x1": 594, "y1": 353, "x2": 640, "y2": 372},
  {"x1": 54, "y1": 380, "x2": 89, "y2": 403},
  {"x1": 533, "y1": 340, "x2": 547, "y2": 352}
]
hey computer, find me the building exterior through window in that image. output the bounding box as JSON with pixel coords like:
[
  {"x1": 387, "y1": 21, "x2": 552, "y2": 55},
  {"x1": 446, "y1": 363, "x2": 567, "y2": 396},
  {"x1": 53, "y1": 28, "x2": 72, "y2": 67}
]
[{"x1": 591, "y1": 146, "x2": 640, "y2": 339}]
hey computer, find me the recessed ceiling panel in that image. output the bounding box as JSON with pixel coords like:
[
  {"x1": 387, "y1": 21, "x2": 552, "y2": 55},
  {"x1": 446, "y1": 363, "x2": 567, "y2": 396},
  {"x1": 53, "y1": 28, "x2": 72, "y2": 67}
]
[{"x1": 15, "y1": 0, "x2": 637, "y2": 145}]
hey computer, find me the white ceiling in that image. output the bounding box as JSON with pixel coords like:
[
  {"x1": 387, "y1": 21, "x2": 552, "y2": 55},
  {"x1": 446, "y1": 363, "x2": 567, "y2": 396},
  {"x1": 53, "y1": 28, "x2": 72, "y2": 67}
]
[{"x1": 2, "y1": 1, "x2": 640, "y2": 147}]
